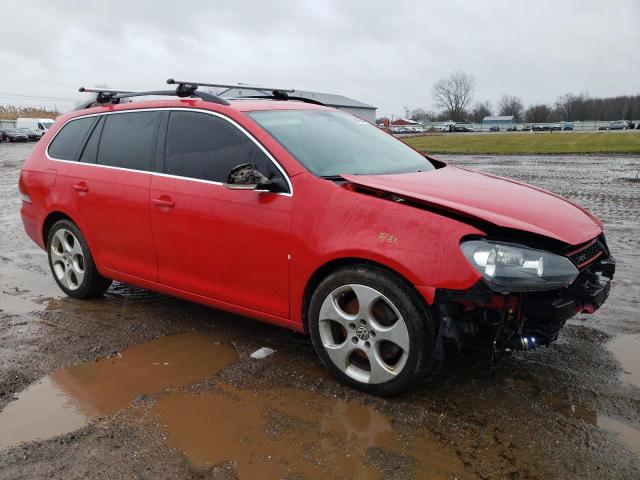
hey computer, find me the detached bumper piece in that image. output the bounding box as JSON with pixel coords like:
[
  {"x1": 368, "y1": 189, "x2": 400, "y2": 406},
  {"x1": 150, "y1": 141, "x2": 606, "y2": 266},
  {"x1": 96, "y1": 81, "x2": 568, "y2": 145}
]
[
  {"x1": 523, "y1": 259, "x2": 613, "y2": 321},
  {"x1": 521, "y1": 266, "x2": 612, "y2": 344}
]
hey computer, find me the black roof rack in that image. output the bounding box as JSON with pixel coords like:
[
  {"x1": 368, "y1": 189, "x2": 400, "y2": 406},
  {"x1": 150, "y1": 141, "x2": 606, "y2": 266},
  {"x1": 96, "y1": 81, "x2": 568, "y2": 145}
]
[
  {"x1": 165, "y1": 79, "x2": 324, "y2": 105},
  {"x1": 76, "y1": 82, "x2": 230, "y2": 110},
  {"x1": 78, "y1": 87, "x2": 135, "y2": 105},
  {"x1": 76, "y1": 79, "x2": 324, "y2": 110},
  {"x1": 166, "y1": 78, "x2": 294, "y2": 95}
]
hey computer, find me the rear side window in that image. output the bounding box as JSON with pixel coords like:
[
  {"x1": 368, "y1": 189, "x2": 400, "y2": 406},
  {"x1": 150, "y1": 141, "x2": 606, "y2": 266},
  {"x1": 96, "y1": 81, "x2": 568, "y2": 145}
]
[
  {"x1": 48, "y1": 117, "x2": 97, "y2": 161},
  {"x1": 164, "y1": 111, "x2": 284, "y2": 185},
  {"x1": 97, "y1": 111, "x2": 161, "y2": 171}
]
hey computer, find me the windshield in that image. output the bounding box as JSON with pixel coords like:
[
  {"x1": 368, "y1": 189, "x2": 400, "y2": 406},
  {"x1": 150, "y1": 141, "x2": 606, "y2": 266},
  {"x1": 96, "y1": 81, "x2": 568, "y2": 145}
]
[
  {"x1": 248, "y1": 110, "x2": 434, "y2": 177},
  {"x1": 40, "y1": 121, "x2": 54, "y2": 130}
]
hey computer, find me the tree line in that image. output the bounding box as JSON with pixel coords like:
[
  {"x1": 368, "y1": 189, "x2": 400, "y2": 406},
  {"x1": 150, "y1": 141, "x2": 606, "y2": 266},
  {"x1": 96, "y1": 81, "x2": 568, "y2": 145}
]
[
  {"x1": 403, "y1": 71, "x2": 640, "y2": 124},
  {"x1": 0, "y1": 106, "x2": 60, "y2": 121}
]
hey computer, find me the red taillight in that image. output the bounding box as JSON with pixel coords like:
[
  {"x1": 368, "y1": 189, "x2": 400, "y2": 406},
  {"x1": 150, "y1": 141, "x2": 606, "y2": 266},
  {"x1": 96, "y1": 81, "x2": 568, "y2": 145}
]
[{"x1": 18, "y1": 171, "x2": 32, "y2": 204}]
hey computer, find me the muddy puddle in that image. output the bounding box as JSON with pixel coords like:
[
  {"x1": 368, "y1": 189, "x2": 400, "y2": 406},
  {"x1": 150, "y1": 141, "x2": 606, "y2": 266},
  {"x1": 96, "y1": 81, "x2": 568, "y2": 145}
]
[
  {"x1": 154, "y1": 385, "x2": 471, "y2": 480},
  {"x1": 546, "y1": 395, "x2": 640, "y2": 459},
  {"x1": 0, "y1": 332, "x2": 237, "y2": 450},
  {"x1": 0, "y1": 330, "x2": 469, "y2": 479},
  {"x1": 0, "y1": 264, "x2": 63, "y2": 315},
  {"x1": 607, "y1": 334, "x2": 640, "y2": 389}
]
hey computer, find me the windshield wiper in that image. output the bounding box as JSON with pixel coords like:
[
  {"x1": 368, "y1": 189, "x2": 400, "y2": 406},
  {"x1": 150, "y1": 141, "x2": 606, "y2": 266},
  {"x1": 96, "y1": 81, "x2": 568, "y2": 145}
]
[{"x1": 320, "y1": 175, "x2": 345, "y2": 181}]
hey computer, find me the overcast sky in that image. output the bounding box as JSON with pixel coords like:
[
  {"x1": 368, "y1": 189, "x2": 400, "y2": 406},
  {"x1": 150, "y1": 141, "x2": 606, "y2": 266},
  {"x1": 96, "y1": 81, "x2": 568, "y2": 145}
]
[{"x1": 0, "y1": 0, "x2": 638, "y2": 117}]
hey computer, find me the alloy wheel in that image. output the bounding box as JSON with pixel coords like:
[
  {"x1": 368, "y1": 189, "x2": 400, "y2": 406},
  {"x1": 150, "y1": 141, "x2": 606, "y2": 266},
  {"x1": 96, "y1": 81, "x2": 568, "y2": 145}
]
[
  {"x1": 50, "y1": 228, "x2": 85, "y2": 291},
  {"x1": 318, "y1": 284, "x2": 410, "y2": 384}
]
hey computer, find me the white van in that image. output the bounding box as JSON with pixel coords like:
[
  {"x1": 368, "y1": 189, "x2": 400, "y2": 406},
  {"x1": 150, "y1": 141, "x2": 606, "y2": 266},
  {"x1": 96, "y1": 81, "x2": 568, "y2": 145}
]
[{"x1": 15, "y1": 118, "x2": 55, "y2": 138}]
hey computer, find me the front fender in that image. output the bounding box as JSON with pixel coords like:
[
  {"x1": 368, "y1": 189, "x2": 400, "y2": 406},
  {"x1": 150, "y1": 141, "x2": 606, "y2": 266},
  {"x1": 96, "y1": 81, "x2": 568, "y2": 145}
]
[{"x1": 289, "y1": 174, "x2": 484, "y2": 325}]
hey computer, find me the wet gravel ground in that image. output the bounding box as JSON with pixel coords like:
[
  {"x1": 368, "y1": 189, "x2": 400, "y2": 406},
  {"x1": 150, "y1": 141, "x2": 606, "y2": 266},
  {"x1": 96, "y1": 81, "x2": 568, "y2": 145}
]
[{"x1": 0, "y1": 143, "x2": 639, "y2": 479}]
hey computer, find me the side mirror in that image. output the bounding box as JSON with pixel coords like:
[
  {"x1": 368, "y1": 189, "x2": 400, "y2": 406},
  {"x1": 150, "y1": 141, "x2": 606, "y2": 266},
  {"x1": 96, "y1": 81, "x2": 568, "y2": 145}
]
[{"x1": 224, "y1": 164, "x2": 286, "y2": 193}]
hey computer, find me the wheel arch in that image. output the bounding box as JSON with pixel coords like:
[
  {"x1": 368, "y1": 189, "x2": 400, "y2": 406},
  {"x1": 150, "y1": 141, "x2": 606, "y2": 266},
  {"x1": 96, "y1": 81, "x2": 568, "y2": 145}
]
[
  {"x1": 301, "y1": 257, "x2": 432, "y2": 334},
  {"x1": 42, "y1": 210, "x2": 97, "y2": 253},
  {"x1": 42, "y1": 211, "x2": 77, "y2": 246}
]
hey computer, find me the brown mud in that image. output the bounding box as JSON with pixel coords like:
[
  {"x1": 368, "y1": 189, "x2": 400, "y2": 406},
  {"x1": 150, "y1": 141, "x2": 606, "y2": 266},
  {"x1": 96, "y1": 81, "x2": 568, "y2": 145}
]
[{"x1": 0, "y1": 143, "x2": 639, "y2": 479}]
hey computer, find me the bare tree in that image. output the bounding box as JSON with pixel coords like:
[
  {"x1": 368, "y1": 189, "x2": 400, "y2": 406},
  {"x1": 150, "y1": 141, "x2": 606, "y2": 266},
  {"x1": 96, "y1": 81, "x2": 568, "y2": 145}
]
[
  {"x1": 409, "y1": 108, "x2": 432, "y2": 123},
  {"x1": 432, "y1": 71, "x2": 475, "y2": 121},
  {"x1": 470, "y1": 101, "x2": 492, "y2": 123},
  {"x1": 498, "y1": 95, "x2": 524, "y2": 122},
  {"x1": 555, "y1": 93, "x2": 588, "y2": 121},
  {"x1": 525, "y1": 104, "x2": 552, "y2": 123}
]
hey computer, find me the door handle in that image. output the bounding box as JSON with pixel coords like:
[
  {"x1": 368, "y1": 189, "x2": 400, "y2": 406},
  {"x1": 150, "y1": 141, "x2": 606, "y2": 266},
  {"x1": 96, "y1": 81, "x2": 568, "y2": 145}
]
[
  {"x1": 152, "y1": 197, "x2": 175, "y2": 209},
  {"x1": 72, "y1": 183, "x2": 89, "y2": 193}
]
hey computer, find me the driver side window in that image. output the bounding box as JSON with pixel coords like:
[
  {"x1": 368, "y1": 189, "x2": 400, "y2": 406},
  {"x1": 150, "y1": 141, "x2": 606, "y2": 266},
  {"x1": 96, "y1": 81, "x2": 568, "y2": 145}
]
[{"x1": 164, "y1": 111, "x2": 285, "y2": 187}]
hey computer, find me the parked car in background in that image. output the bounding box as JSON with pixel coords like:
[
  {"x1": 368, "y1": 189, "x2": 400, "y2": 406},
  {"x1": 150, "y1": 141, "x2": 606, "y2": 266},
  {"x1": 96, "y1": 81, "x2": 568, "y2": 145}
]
[
  {"x1": 15, "y1": 118, "x2": 55, "y2": 138},
  {"x1": 1, "y1": 128, "x2": 29, "y2": 142},
  {"x1": 506, "y1": 125, "x2": 517, "y2": 131},
  {"x1": 0, "y1": 129, "x2": 4, "y2": 142},
  {"x1": 561, "y1": 122, "x2": 574, "y2": 131},
  {"x1": 453, "y1": 123, "x2": 474, "y2": 132},
  {"x1": 532, "y1": 124, "x2": 558, "y2": 131},
  {"x1": 489, "y1": 125, "x2": 500, "y2": 132},
  {"x1": 599, "y1": 121, "x2": 628, "y2": 130},
  {"x1": 608, "y1": 120, "x2": 628, "y2": 130},
  {"x1": 520, "y1": 124, "x2": 532, "y2": 131},
  {"x1": 18, "y1": 128, "x2": 41, "y2": 141}
]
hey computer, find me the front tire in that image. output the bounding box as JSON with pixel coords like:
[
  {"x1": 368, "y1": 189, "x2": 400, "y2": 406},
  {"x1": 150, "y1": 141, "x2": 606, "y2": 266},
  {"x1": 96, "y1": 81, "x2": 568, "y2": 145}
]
[
  {"x1": 47, "y1": 220, "x2": 112, "y2": 298},
  {"x1": 308, "y1": 265, "x2": 436, "y2": 396}
]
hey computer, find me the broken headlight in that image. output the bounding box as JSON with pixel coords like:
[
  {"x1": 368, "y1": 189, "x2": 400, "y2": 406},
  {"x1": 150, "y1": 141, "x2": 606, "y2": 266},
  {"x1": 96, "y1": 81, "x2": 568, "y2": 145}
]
[{"x1": 461, "y1": 240, "x2": 579, "y2": 292}]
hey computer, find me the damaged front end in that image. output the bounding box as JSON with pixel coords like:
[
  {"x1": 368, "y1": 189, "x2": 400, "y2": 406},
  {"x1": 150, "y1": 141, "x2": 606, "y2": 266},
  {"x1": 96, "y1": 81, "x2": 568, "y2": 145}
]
[{"x1": 434, "y1": 235, "x2": 614, "y2": 359}]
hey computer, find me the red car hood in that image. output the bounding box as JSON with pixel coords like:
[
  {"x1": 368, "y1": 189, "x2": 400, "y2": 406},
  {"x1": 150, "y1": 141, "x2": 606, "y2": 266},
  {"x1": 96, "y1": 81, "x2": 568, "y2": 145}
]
[{"x1": 342, "y1": 166, "x2": 602, "y2": 245}]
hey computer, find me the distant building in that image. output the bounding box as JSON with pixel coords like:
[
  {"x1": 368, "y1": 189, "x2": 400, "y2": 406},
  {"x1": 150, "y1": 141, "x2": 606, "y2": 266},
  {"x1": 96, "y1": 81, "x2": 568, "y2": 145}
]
[
  {"x1": 390, "y1": 118, "x2": 421, "y2": 126},
  {"x1": 0, "y1": 119, "x2": 16, "y2": 129},
  {"x1": 482, "y1": 115, "x2": 515, "y2": 127},
  {"x1": 219, "y1": 88, "x2": 377, "y2": 123}
]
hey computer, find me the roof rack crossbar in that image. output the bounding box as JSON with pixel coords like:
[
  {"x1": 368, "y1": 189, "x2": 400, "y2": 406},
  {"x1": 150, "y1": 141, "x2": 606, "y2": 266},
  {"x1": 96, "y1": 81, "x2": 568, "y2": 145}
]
[
  {"x1": 167, "y1": 78, "x2": 295, "y2": 94},
  {"x1": 78, "y1": 87, "x2": 137, "y2": 104},
  {"x1": 78, "y1": 87, "x2": 135, "y2": 94}
]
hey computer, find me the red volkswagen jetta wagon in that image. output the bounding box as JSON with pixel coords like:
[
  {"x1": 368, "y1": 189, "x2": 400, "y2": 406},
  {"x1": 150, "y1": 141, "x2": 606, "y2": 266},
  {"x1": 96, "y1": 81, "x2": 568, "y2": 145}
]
[{"x1": 19, "y1": 81, "x2": 614, "y2": 395}]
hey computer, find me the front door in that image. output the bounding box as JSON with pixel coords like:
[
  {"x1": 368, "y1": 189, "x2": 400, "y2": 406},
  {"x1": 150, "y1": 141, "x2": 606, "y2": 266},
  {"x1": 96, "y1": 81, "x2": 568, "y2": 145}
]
[{"x1": 150, "y1": 110, "x2": 292, "y2": 318}]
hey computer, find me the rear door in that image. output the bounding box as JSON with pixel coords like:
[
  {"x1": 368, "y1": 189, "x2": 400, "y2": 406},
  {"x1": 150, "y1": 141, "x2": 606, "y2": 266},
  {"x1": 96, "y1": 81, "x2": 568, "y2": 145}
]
[
  {"x1": 59, "y1": 111, "x2": 161, "y2": 281},
  {"x1": 149, "y1": 110, "x2": 292, "y2": 318}
]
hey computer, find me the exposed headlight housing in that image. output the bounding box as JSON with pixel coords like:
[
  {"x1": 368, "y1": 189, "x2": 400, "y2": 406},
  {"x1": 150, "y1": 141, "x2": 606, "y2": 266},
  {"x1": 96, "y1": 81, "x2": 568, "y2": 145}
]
[{"x1": 461, "y1": 240, "x2": 579, "y2": 292}]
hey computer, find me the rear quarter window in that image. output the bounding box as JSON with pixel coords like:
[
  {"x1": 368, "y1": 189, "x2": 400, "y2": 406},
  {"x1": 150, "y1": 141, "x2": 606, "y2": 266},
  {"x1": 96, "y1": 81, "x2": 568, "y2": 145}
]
[{"x1": 48, "y1": 117, "x2": 97, "y2": 161}]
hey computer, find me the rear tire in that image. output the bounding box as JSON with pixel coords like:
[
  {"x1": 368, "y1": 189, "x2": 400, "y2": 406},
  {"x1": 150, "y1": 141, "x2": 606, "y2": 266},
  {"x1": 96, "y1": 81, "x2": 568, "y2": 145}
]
[
  {"x1": 308, "y1": 265, "x2": 436, "y2": 396},
  {"x1": 47, "y1": 219, "x2": 112, "y2": 299}
]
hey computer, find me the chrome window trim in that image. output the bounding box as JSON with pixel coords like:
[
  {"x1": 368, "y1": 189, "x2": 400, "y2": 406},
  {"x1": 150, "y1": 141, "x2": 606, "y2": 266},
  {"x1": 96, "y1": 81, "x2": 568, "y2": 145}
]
[{"x1": 45, "y1": 107, "x2": 293, "y2": 196}]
